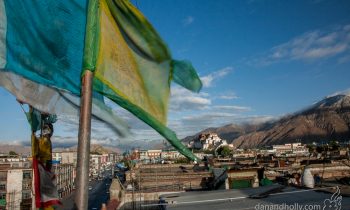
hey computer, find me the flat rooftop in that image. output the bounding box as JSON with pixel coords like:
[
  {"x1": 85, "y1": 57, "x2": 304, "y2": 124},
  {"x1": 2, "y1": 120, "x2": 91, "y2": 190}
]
[{"x1": 155, "y1": 185, "x2": 350, "y2": 210}]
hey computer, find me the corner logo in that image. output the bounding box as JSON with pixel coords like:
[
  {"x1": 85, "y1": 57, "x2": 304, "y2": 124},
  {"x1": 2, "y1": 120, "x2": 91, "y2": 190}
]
[{"x1": 323, "y1": 186, "x2": 342, "y2": 210}]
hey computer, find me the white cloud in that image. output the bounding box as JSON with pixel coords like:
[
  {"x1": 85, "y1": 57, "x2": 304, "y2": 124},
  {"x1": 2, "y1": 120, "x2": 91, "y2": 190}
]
[
  {"x1": 175, "y1": 112, "x2": 274, "y2": 138},
  {"x1": 218, "y1": 92, "x2": 239, "y2": 100},
  {"x1": 170, "y1": 87, "x2": 211, "y2": 111},
  {"x1": 183, "y1": 16, "x2": 194, "y2": 26},
  {"x1": 1, "y1": 140, "x2": 24, "y2": 146},
  {"x1": 256, "y1": 24, "x2": 350, "y2": 65},
  {"x1": 182, "y1": 112, "x2": 238, "y2": 124},
  {"x1": 302, "y1": 43, "x2": 347, "y2": 59},
  {"x1": 178, "y1": 112, "x2": 239, "y2": 134},
  {"x1": 49, "y1": 135, "x2": 128, "y2": 151},
  {"x1": 238, "y1": 115, "x2": 275, "y2": 124},
  {"x1": 327, "y1": 88, "x2": 350, "y2": 98},
  {"x1": 33, "y1": 69, "x2": 266, "y2": 149},
  {"x1": 50, "y1": 136, "x2": 78, "y2": 148},
  {"x1": 200, "y1": 67, "x2": 233, "y2": 87},
  {"x1": 213, "y1": 105, "x2": 251, "y2": 112}
]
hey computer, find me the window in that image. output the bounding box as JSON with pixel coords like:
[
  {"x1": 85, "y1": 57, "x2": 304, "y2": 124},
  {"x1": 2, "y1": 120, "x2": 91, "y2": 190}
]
[
  {"x1": 0, "y1": 193, "x2": 5, "y2": 199},
  {"x1": 22, "y1": 182, "x2": 31, "y2": 190},
  {"x1": 22, "y1": 191, "x2": 31, "y2": 199},
  {"x1": 12, "y1": 163, "x2": 19, "y2": 168},
  {"x1": 23, "y1": 171, "x2": 31, "y2": 179},
  {"x1": 0, "y1": 185, "x2": 5, "y2": 190},
  {"x1": 0, "y1": 172, "x2": 6, "y2": 181}
]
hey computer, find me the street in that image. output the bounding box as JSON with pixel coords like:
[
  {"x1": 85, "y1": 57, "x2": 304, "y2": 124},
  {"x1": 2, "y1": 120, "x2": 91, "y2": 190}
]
[
  {"x1": 89, "y1": 178, "x2": 112, "y2": 210},
  {"x1": 59, "y1": 177, "x2": 112, "y2": 210}
]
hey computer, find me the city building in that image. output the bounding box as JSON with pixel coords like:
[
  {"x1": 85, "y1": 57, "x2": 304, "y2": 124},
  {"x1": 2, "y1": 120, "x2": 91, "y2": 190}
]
[
  {"x1": 225, "y1": 168, "x2": 261, "y2": 189},
  {"x1": 192, "y1": 152, "x2": 214, "y2": 160},
  {"x1": 188, "y1": 133, "x2": 229, "y2": 150},
  {"x1": 137, "y1": 150, "x2": 162, "y2": 163},
  {"x1": 232, "y1": 149, "x2": 257, "y2": 158},
  {"x1": 0, "y1": 155, "x2": 77, "y2": 209},
  {"x1": 146, "y1": 150, "x2": 162, "y2": 159},
  {"x1": 52, "y1": 163, "x2": 75, "y2": 198},
  {"x1": 137, "y1": 150, "x2": 186, "y2": 163},
  {"x1": 272, "y1": 143, "x2": 309, "y2": 156},
  {"x1": 53, "y1": 150, "x2": 118, "y2": 180},
  {"x1": 52, "y1": 150, "x2": 77, "y2": 165},
  {"x1": 0, "y1": 167, "x2": 32, "y2": 210},
  {"x1": 90, "y1": 154, "x2": 102, "y2": 178},
  {"x1": 160, "y1": 150, "x2": 183, "y2": 160},
  {"x1": 101, "y1": 154, "x2": 109, "y2": 164}
]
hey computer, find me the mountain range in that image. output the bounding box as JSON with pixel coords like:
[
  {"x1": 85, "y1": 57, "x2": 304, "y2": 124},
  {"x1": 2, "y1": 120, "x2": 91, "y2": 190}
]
[
  {"x1": 182, "y1": 94, "x2": 350, "y2": 148},
  {"x1": 3, "y1": 94, "x2": 350, "y2": 153},
  {"x1": 0, "y1": 143, "x2": 120, "y2": 156}
]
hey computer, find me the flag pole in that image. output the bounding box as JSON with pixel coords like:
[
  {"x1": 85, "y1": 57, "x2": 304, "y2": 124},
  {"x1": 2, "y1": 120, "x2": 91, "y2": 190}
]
[
  {"x1": 75, "y1": 70, "x2": 93, "y2": 209},
  {"x1": 75, "y1": 0, "x2": 98, "y2": 207}
]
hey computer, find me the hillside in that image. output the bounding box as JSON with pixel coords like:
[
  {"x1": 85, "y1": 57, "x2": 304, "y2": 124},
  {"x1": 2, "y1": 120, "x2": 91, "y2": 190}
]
[
  {"x1": 182, "y1": 124, "x2": 244, "y2": 144},
  {"x1": 182, "y1": 94, "x2": 350, "y2": 148},
  {"x1": 233, "y1": 94, "x2": 350, "y2": 148},
  {"x1": 55, "y1": 144, "x2": 121, "y2": 154},
  {"x1": 0, "y1": 144, "x2": 31, "y2": 155}
]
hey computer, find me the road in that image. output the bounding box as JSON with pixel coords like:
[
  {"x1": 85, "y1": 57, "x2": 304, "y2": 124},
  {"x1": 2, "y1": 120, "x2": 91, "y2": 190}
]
[
  {"x1": 59, "y1": 177, "x2": 112, "y2": 210},
  {"x1": 88, "y1": 178, "x2": 112, "y2": 210}
]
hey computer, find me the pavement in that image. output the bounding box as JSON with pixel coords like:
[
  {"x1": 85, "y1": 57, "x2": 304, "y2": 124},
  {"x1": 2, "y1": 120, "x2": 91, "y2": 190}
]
[{"x1": 153, "y1": 185, "x2": 350, "y2": 210}]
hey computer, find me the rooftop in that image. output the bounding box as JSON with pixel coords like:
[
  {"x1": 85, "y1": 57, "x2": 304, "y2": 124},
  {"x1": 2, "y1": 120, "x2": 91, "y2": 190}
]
[{"x1": 157, "y1": 185, "x2": 350, "y2": 210}]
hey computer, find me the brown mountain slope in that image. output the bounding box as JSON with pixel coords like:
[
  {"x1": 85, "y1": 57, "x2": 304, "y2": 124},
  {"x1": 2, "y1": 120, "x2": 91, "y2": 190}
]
[
  {"x1": 181, "y1": 123, "x2": 263, "y2": 145},
  {"x1": 233, "y1": 94, "x2": 350, "y2": 148}
]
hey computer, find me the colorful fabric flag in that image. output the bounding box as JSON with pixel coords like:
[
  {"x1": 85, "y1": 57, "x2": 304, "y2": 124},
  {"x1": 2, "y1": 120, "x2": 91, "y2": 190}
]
[
  {"x1": 92, "y1": 0, "x2": 202, "y2": 160},
  {"x1": 32, "y1": 136, "x2": 61, "y2": 209},
  {"x1": 26, "y1": 108, "x2": 61, "y2": 209},
  {"x1": 0, "y1": 1, "x2": 130, "y2": 138},
  {"x1": 0, "y1": 71, "x2": 130, "y2": 137},
  {"x1": 0, "y1": 0, "x2": 202, "y2": 161}
]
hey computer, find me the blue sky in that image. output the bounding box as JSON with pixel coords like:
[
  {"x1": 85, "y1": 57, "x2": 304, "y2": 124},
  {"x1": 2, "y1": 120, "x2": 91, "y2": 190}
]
[{"x1": 1, "y1": 0, "x2": 350, "y2": 148}]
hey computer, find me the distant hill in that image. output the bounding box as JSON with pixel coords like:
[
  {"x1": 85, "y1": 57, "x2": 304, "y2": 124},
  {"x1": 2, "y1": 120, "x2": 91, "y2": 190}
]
[
  {"x1": 233, "y1": 94, "x2": 350, "y2": 148},
  {"x1": 182, "y1": 94, "x2": 350, "y2": 148},
  {"x1": 54, "y1": 144, "x2": 121, "y2": 154},
  {"x1": 53, "y1": 140, "x2": 164, "y2": 153},
  {"x1": 181, "y1": 123, "x2": 261, "y2": 144},
  {"x1": 0, "y1": 143, "x2": 122, "y2": 156},
  {"x1": 91, "y1": 144, "x2": 115, "y2": 154},
  {"x1": 0, "y1": 144, "x2": 31, "y2": 155},
  {"x1": 0, "y1": 139, "x2": 164, "y2": 155}
]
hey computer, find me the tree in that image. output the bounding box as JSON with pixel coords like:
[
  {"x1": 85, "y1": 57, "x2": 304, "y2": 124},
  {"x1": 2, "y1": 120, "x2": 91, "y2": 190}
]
[
  {"x1": 9, "y1": 151, "x2": 18, "y2": 156},
  {"x1": 306, "y1": 144, "x2": 316, "y2": 153},
  {"x1": 217, "y1": 146, "x2": 231, "y2": 157},
  {"x1": 329, "y1": 140, "x2": 340, "y2": 151},
  {"x1": 316, "y1": 146, "x2": 325, "y2": 154}
]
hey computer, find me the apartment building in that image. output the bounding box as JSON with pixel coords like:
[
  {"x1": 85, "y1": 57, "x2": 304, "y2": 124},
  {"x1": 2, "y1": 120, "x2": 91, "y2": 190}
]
[
  {"x1": 0, "y1": 167, "x2": 32, "y2": 210},
  {"x1": 52, "y1": 150, "x2": 77, "y2": 165},
  {"x1": 272, "y1": 143, "x2": 309, "y2": 156},
  {"x1": 52, "y1": 163, "x2": 75, "y2": 198}
]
